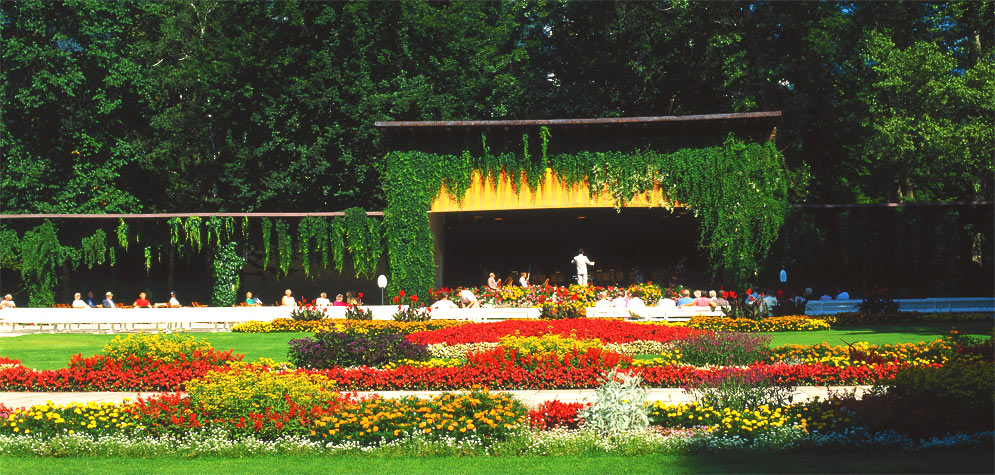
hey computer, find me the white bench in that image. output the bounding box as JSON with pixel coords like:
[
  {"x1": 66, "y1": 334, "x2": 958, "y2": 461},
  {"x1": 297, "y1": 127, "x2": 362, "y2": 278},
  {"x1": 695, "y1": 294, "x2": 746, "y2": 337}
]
[
  {"x1": 429, "y1": 307, "x2": 541, "y2": 322},
  {"x1": 585, "y1": 306, "x2": 723, "y2": 322}
]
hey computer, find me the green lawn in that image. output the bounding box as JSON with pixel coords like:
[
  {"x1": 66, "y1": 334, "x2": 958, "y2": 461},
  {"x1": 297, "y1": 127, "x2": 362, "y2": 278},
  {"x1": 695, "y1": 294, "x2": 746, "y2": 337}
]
[
  {"x1": 1, "y1": 449, "x2": 992, "y2": 474},
  {"x1": 762, "y1": 321, "x2": 993, "y2": 346},
  {"x1": 0, "y1": 321, "x2": 991, "y2": 370},
  {"x1": 0, "y1": 332, "x2": 311, "y2": 370}
]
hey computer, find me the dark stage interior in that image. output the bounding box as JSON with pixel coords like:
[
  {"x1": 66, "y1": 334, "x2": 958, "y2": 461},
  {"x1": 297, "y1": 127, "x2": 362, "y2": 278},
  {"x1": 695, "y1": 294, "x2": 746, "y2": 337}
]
[{"x1": 436, "y1": 208, "x2": 710, "y2": 288}]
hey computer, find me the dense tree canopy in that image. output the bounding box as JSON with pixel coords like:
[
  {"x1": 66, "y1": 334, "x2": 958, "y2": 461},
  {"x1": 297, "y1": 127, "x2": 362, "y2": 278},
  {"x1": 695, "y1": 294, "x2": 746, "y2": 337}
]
[{"x1": 2, "y1": 1, "x2": 992, "y2": 214}]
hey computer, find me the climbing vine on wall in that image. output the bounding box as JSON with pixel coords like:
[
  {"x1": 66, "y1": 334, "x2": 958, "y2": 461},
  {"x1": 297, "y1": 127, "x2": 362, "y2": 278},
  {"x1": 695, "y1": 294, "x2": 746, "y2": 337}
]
[
  {"x1": 383, "y1": 151, "x2": 446, "y2": 296},
  {"x1": 211, "y1": 241, "x2": 243, "y2": 307},
  {"x1": 275, "y1": 219, "x2": 292, "y2": 277}
]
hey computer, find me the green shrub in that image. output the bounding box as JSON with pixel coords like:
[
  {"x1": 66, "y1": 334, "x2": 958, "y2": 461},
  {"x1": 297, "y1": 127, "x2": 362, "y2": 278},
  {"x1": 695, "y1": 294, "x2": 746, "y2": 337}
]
[
  {"x1": 670, "y1": 332, "x2": 772, "y2": 366},
  {"x1": 685, "y1": 369, "x2": 795, "y2": 411}
]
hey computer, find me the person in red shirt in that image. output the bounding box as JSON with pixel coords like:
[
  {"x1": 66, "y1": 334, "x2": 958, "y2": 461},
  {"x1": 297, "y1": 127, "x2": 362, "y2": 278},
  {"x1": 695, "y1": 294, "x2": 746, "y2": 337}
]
[{"x1": 133, "y1": 292, "x2": 152, "y2": 308}]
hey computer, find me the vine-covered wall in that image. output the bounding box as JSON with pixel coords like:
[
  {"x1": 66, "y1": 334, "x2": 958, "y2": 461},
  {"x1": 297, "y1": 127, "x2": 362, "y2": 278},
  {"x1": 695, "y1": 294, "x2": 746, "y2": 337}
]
[{"x1": 383, "y1": 134, "x2": 790, "y2": 296}]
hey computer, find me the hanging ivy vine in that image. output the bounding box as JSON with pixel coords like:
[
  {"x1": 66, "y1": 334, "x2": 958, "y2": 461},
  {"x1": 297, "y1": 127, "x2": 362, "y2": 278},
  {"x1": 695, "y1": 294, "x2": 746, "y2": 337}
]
[
  {"x1": 384, "y1": 135, "x2": 789, "y2": 292},
  {"x1": 365, "y1": 215, "x2": 383, "y2": 278},
  {"x1": 184, "y1": 217, "x2": 203, "y2": 253},
  {"x1": 116, "y1": 219, "x2": 129, "y2": 252},
  {"x1": 80, "y1": 229, "x2": 108, "y2": 269},
  {"x1": 297, "y1": 216, "x2": 328, "y2": 277},
  {"x1": 211, "y1": 241, "x2": 243, "y2": 307},
  {"x1": 275, "y1": 219, "x2": 293, "y2": 277},
  {"x1": 260, "y1": 217, "x2": 272, "y2": 269},
  {"x1": 329, "y1": 217, "x2": 345, "y2": 273},
  {"x1": 0, "y1": 227, "x2": 20, "y2": 269},
  {"x1": 167, "y1": 217, "x2": 183, "y2": 246},
  {"x1": 205, "y1": 216, "x2": 224, "y2": 248},
  {"x1": 344, "y1": 207, "x2": 382, "y2": 278},
  {"x1": 144, "y1": 246, "x2": 152, "y2": 274},
  {"x1": 18, "y1": 221, "x2": 67, "y2": 307}
]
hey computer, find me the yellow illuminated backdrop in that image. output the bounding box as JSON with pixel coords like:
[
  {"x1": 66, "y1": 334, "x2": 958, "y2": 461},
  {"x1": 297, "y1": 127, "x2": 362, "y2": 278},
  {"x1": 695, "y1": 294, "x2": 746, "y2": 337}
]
[{"x1": 430, "y1": 169, "x2": 673, "y2": 212}]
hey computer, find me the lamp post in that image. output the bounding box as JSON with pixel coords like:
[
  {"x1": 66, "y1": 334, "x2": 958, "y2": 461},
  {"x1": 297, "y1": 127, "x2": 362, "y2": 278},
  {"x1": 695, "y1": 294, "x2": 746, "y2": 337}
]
[{"x1": 377, "y1": 275, "x2": 387, "y2": 305}]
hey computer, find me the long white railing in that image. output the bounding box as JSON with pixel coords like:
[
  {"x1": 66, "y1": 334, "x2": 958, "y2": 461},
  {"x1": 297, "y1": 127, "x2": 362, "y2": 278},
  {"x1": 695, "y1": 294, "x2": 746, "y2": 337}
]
[{"x1": 804, "y1": 298, "x2": 995, "y2": 315}]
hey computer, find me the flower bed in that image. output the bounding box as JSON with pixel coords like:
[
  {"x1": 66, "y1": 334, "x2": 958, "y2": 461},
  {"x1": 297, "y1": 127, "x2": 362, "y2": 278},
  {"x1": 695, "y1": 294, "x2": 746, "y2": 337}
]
[
  {"x1": 232, "y1": 319, "x2": 470, "y2": 333},
  {"x1": 430, "y1": 283, "x2": 675, "y2": 309},
  {"x1": 0, "y1": 351, "x2": 239, "y2": 391},
  {"x1": 0, "y1": 389, "x2": 528, "y2": 445},
  {"x1": 686, "y1": 315, "x2": 831, "y2": 332},
  {"x1": 406, "y1": 319, "x2": 706, "y2": 345}
]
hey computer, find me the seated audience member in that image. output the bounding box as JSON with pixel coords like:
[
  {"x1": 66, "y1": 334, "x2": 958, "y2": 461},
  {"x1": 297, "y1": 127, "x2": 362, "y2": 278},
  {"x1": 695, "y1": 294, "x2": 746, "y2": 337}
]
[
  {"x1": 168, "y1": 291, "x2": 181, "y2": 307},
  {"x1": 610, "y1": 290, "x2": 628, "y2": 308},
  {"x1": 281, "y1": 289, "x2": 295, "y2": 307},
  {"x1": 133, "y1": 292, "x2": 152, "y2": 308},
  {"x1": 487, "y1": 273, "x2": 499, "y2": 290},
  {"x1": 762, "y1": 290, "x2": 778, "y2": 314},
  {"x1": 345, "y1": 291, "x2": 358, "y2": 305},
  {"x1": 595, "y1": 291, "x2": 611, "y2": 308},
  {"x1": 519, "y1": 272, "x2": 529, "y2": 288},
  {"x1": 712, "y1": 290, "x2": 730, "y2": 311},
  {"x1": 656, "y1": 296, "x2": 677, "y2": 309},
  {"x1": 332, "y1": 294, "x2": 348, "y2": 306},
  {"x1": 626, "y1": 291, "x2": 645, "y2": 309},
  {"x1": 675, "y1": 289, "x2": 695, "y2": 306},
  {"x1": 0, "y1": 294, "x2": 14, "y2": 309},
  {"x1": 459, "y1": 289, "x2": 479, "y2": 308},
  {"x1": 792, "y1": 288, "x2": 811, "y2": 306},
  {"x1": 315, "y1": 292, "x2": 331, "y2": 307},
  {"x1": 102, "y1": 292, "x2": 116, "y2": 308},
  {"x1": 245, "y1": 292, "x2": 261, "y2": 306},
  {"x1": 85, "y1": 291, "x2": 98, "y2": 308},
  {"x1": 71, "y1": 292, "x2": 89, "y2": 308},
  {"x1": 693, "y1": 290, "x2": 713, "y2": 307},
  {"x1": 835, "y1": 288, "x2": 850, "y2": 300},
  {"x1": 431, "y1": 291, "x2": 459, "y2": 310}
]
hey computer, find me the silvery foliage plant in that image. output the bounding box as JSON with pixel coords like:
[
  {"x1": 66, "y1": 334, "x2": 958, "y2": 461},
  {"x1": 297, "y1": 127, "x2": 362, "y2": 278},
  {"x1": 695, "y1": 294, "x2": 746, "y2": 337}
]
[{"x1": 578, "y1": 368, "x2": 650, "y2": 434}]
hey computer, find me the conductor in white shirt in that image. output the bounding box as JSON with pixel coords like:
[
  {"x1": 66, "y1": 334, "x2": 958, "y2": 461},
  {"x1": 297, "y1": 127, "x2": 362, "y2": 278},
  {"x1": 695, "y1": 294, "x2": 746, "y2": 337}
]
[{"x1": 572, "y1": 249, "x2": 595, "y2": 286}]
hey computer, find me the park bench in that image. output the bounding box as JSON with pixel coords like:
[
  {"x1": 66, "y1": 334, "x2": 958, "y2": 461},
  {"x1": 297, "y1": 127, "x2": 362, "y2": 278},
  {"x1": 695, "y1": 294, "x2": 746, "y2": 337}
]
[{"x1": 585, "y1": 306, "x2": 723, "y2": 322}]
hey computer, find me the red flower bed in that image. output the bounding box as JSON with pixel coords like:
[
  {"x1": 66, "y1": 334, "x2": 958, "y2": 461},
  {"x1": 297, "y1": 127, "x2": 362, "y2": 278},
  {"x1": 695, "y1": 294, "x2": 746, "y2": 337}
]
[
  {"x1": 300, "y1": 348, "x2": 913, "y2": 391},
  {"x1": 406, "y1": 319, "x2": 707, "y2": 345},
  {"x1": 529, "y1": 400, "x2": 586, "y2": 430},
  {"x1": 0, "y1": 350, "x2": 239, "y2": 391}
]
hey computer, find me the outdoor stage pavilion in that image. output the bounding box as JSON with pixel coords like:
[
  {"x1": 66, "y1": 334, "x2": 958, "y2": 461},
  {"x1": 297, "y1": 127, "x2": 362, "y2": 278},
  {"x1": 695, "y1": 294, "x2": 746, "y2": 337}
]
[{"x1": 375, "y1": 112, "x2": 781, "y2": 289}]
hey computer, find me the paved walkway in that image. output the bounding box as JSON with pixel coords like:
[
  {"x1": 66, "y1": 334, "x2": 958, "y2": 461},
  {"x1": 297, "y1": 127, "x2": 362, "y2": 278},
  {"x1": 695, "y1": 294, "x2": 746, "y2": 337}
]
[{"x1": 0, "y1": 386, "x2": 870, "y2": 409}]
